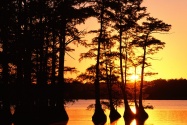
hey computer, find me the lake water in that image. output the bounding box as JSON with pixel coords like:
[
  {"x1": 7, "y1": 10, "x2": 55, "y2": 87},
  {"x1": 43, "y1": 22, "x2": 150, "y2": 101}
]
[{"x1": 56, "y1": 100, "x2": 187, "y2": 125}]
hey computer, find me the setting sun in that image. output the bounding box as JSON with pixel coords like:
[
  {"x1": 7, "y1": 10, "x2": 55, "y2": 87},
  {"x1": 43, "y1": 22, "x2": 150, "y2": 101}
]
[{"x1": 130, "y1": 74, "x2": 139, "y2": 81}]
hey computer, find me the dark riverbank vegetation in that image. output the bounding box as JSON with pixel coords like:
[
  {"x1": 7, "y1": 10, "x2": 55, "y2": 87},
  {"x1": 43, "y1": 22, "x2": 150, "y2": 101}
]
[
  {"x1": 1, "y1": 78, "x2": 186, "y2": 124},
  {"x1": 0, "y1": 0, "x2": 172, "y2": 124},
  {"x1": 62, "y1": 78, "x2": 187, "y2": 100}
]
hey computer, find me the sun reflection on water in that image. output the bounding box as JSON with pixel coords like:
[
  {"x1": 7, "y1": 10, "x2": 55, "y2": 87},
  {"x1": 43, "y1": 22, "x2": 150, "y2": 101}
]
[
  {"x1": 130, "y1": 119, "x2": 136, "y2": 125},
  {"x1": 65, "y1": 100, "x2": 187, "y2": 125},
  {"x1": 131, "y1": 106, "x2": 136, "y2": 114}
]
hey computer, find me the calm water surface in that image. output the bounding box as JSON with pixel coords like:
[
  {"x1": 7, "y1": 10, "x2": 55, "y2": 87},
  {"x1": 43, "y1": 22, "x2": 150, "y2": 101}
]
[{"x1": 60, "y1": 100, "x2": 187, "y2": 125}]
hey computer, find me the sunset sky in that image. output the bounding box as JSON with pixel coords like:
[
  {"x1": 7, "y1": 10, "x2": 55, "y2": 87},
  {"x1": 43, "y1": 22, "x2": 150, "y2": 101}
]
[{"x1": 65, "y1": 0, "x2": 187, "y2": 81}]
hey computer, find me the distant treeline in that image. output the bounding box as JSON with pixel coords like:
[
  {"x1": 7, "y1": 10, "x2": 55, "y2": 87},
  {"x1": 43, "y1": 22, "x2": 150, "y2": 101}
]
[
  {"x1": 145, "y1": 78, "x2": 187, "y2": 100},
  {"x1": 1, "y1": 78, "x2": 186, "y2": 103},
  {"x1": 65, "y1": 78, "x2": 187, "y2": 100}
]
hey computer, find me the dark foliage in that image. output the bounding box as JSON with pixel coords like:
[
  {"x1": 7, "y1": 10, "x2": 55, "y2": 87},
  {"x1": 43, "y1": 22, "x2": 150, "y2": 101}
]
[{"x1": 145, "y1": 79, "x2": 187, "y2": 100}]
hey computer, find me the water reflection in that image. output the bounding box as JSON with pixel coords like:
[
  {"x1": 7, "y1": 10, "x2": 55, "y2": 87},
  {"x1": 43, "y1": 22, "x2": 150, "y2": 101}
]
[
  {"x1": 130, "y1": 119, "x2": 136, "y2": 125},
  {"x1": 109, "y1": 109, "x2": 187, "y2": 125},
  {"x1": 64, "y1": 100, "x2": 187, "y2": 125},
  {"x1": 3, "y1": 100, "x2": 187, "y2": 125},
  {"x1": 110, "y1": 119, "x2": 118, "y2": 125},
  {"x1": 98, "y1": 105, "x2": 148, "y2": 125},
  {"x1": 145, "y1": 109, "x2": 187, "y2": 125},
  {"x1": 105, "y1": 117, "x2": 146, "y2": 125},
  {"x1": 124, "y1": 118, "x2": 147, "y2": 125},
  {"x1": 124, "y1": 118, "x2": 134, "y2": 125}
]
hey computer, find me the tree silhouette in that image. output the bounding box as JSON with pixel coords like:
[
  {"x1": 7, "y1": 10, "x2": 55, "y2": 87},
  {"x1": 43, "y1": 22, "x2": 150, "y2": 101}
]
[
  {"x1": 112, "y1": 0, "x2": 147, "y2": 119},
  {"x1": 0, "y1": 2, "x2": 14, "y2": 122},
  {"x1": 43, "y1": 0, "x2": 94, "y2": 122},
  {"x1": 102, "y1": 36, "x2": 122, "y2": 122},
  {"x1": 0, "y1": 0, "x2": 173, "y2": 124},
  {"x1": 132, "y1": 16, "x2": 171, "y2": 119},
  {"x1": 87, "y1": 0, "x2": 117, "y2": 124},
  {"x1": 0, "y1": 0, "x2": 94, "y2": 124}
]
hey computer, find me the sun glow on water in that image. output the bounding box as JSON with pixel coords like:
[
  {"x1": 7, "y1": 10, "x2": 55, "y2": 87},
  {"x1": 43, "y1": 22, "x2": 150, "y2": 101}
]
[
  {"x1": 130, "y1": 119, "x2": 137, "y2": 125},
  {"x1": 131, "y1": 106, "x2": 136, "y2": 114}
]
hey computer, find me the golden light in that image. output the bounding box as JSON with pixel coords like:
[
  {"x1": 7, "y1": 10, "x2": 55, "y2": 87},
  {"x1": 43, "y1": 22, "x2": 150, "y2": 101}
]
[
  {"x1": 131, "y1": 106, "x2": 136, "y2": 114},
  {"x1": 130, "y1": 119, "x2": 137, "y2": 125},
  {"x1": 130, "y1": 74, "x2": 139, "y2": 81}
]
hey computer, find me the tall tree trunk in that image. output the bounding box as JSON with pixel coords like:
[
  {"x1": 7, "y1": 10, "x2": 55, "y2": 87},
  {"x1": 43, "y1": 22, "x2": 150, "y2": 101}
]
[
  {"x1": 92, "y1": 37, "x2": 106, "y2": 124},
  {"x1": 1, "y1": 26, "x2": 9, "y2": 112},
  {"x1": 137, "y1": 45, "x2": 148, "y2": 119},
  {"x1": 22, "y1": 0, "x2": 33, "y2": 109},
  {"x1": 51, "y1": 26, "x2": 57, "y2": 107},
  {"x1": 119, "y1": 28, "x2": 134, "y2": 119},
  {"x1": 57, "y1": 18, "x2": 68, "y2": 121},
  {"x1": 0, "y1": 1, "x2": 13, "y2": 121},
  {"x1": 105, "y1": 46, "x2": 121, "y2": 122},
  {"x1": 92, "y1": 2, "x2": 106, "y2": 123},
  {"x1": 139, "y1": 47, "x2": 146, "y2": 107},
  {"x1": 134, "y1": 66, "x2": 138, "y2": 110},
  {"x1": 109, "y1": 68, "x2": 121, "y2": 122}
]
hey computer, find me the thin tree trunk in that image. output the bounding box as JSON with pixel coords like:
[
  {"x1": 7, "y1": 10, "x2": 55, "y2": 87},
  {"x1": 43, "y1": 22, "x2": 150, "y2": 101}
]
[
  {"x1": 137, "y1": 44, "x2": 148, "y2": 119},
  {"x1": 51, "y1": 25, "x2": 57, "y2": 107},
  {"x1": 139, "y1": 47, "x2": 146, "y2": 108},
  {"x1": 134, "y1": 66, "x2": 139, "y2": 111},
  {"x1": 92, "y1": 2, "x2": 106, "y2": 123},
  {"x1": 92, "y1": 36, "x2": 106, "y2": 124},
  {"x1": 105, "y1": 46, "x2": 121, "y2": 122},
  {"x1": 57, "y1": 21, "x2": 68, "y2": 121},
  {"x1": 1, "y1": 23, "x2": 9, "y2": 111},
  {"x1": 119, "y1": 28, "x2": 134, "y2": 119}
]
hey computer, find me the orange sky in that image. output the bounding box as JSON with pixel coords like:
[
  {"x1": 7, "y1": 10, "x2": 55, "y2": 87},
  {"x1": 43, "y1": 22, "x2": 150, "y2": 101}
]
[{"x1": 65, "y1": 0, "x2": 187, "y2": 81}]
